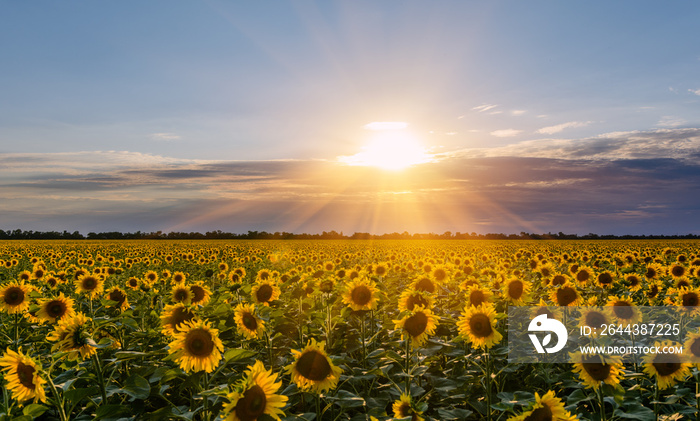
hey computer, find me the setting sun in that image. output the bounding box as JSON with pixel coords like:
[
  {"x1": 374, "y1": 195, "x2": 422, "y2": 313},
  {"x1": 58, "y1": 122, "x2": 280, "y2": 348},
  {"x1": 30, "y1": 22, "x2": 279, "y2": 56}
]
[{"x1": 339, "y1": 123, "x2": 431, "y2": 170}]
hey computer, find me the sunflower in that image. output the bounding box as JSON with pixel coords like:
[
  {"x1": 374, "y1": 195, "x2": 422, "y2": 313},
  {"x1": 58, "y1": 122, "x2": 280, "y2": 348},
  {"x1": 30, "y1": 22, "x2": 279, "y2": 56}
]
[
  {"x1": 0, "y1": 348, "x2": 47, "y2": 403},
  {"x1": 234, "y1": 303, "x2": 265, "y2": 340},
  {"x1": 47, "y1": 313, "x2": 97, "y2": 361},
  {"x1": 167, "y1": 320, "x2": 224, "y2": 373},
  {"x1": 672, "y1": 287, "x2": 700, "y2": 315},
  {"x1": 606, "y1": 296, "x2": 641, "y2": 324},
  {"x1": 624, "y1": 274, "x2": 643, "y2": 292},
  {"x1": 37, "y1": 293, "x2": 75, "y2": 323},
  {"x1": 251, "y1": 281, "x2": 281, "y2": 306},
  {"x1": 643, "y1": 340, "x2": 691, "y2": 389},
  {"x1": 673, "y1": 276, "x2": 692, "y2": 289},
  {"x1": 507, "y1": 390, "x2": 578, "y2": 421},
  {"x1": 105, "y1": 287, "x2": 130, "y2": 311},
  {"x1": 550, "y1": 282, "x2": 582, "y2": 307},
  {"x1": 0, "y1": 280, "x2": 31, "y2": 314},
  {"x1": 463, "y1": 284, "x2": 493, "y2": 308},
  {"x1": 570, "y1": 352, "x2": 623, "y2": 390},
  {"x1": 646, "y1": 280, "x2": 664, "y2": 302},
  {"x1": 457, "y1": 304, "x2": 502, "y2": 349},
  {"x1": 160, "y1": 303, "x2": 198, "y2": 336},
  {"x1": 594, "y1": 271, "x2": 615, "y2": 288},
  {"x1": 549, "y1": 273, "x2": 571, "y2": 287},
  {"x1": 394, "y1": 306, "x2": 439, "y2": 347},
  {"x1": 577, "y1": 307, "x2": 610, "y2": 336},
  {"x1": 172, "y1": 271, "x2": 187, "y2": 284},
  {"x1": 644, "y1": 263, "x2": 665, "y2": 280},
  {"x1": 398, "y1": 289, "x2": 434, "y2": 312},
  {"x1": 171, "y1": 283, "x2": 193, "y2": 304},
  {"x1": 255, "y1": 269, "x2": 273, "y2": 282},
  {"x1": 683, "y1": 331, "x2": 700, "y2": 366},
  {"x1": 392, "y1": 393, "x2": 425, "y2": 421},
  {"x1": 412, "y1": 276, "x2": 437, "y2": 294},
  {"x1": 143, "y1": 270, "x2": 159, "y2": 285},
  {"x1": 504, "y1": 277, "x2": 531, "y2": 305},
  {"x1": 126, "y1": 277, "x2": 140, "y2": 290},
  {"x1": 74, "y1": 274, "x2": 105, "y2": 299},
  {"x1": 668, "y1": 263, "x2": 687, "y2": 279},
  {"x1": 286, "y1": 338, "x2": 342, "y2": 394},
  {"x1": 341, "y1": 277, "x2": 379, "y2": 312},
  {"x1": 223, "y1": 360, "x2": 288, "y2": 421},
  {"x1": 573, "y1": 266, "x2": 594, "y2": 285},
  {"x1": 190, "y1": 282, "x2": 212, "y2": 305}
]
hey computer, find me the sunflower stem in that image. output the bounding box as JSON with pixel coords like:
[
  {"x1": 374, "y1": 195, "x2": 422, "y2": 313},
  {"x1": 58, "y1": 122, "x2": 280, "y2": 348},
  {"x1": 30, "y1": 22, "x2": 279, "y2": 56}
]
[
  {"x1": 13, "y1": 312, "x2": 19, "y2": 348},
  {"x1": 266, "y1": 331, "x2": 274, "y2": 370},
  {"x1": 360, "y1": 311, "x2": 366, "y2": 369},
  {"x1": 316, "y1": 392, "x2": 321, "y2": 421},
  {"x1": 405, "y1": 337, "x2": 411, "y2": 395},
  {"x1": 202, "y1": 372, "x2": 210, "y2": 421},
  {"x1": 46, "y1": 372, "x2": 69, "y2": 421},
  {"x1": 654, "y1": 376, "x2": 659, "y2": 421},
  {"x1": 695, "y1": 372, "x2": 699, "y2": 421},
  {"x1": 485, "y1": 351, "x2": 492, "y2": 421},
  {"x1": 598, "y1": 382, "x2": 606, "y2": 421},
  {"x1": 92, "y1": 353, "x2": 107, "y2": 406}
]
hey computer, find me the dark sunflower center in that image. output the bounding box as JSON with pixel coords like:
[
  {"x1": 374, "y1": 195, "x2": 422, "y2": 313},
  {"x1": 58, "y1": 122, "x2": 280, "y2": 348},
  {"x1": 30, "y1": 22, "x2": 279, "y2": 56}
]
[
  {"x1": 129, "y1": 279, "x2": 138, "y2": 287},
  {"x1": 469, "y1": 313, "x2": 493, "y2": 338},
  {"x1": 351, "y1": 285, "x2": 372, "y2": 306},
  {"x1": 16, "y1": 362, "x2": 36, "y2": 389},
  {"x1": 682, "y1": 292, "x2": 699, "y2": 307},
  {"x1": 433, "y1": 269, "x2": 446, "y2": 282},
  {"x1": 597, "y1": 273, "x2": 613, "y2": 285},
  {"x1": 404, "y1": 311, "x2": 428, "y2": 337},
  {"x1": 109, "y1": 290, "x2": 126, "y2": 306},
  {"x1": 259, "y1": 272, "x2": 270, "y2": 280},
  {"x1": 47, "y1": 278, "x2": 58, "y2": 287},
  {"x1": 523, "y1": 405, "x2": 553, "y2": 421},
  {"x1": 672, "y1": 266, "x2": 685, "y2": 277},
  {"x1": 375, "y1": 266, "x2": 387, "y2": 276},
  {"x1": 612, "y1": 302, "x2": 633, "y2": 319},
  {"x1": 256, "y1": 284, "x2": 273, "y2": 303},
  {"x1": 677, "y1": 279, "x2": 690, "y2": 288},
  {"x1": 174, "y1": 289, "x2": 190, "y2": 302},
  {"x1": 469, "y1": 290, "x2": 486, "y2": 307},
  {"x1": 48, "y1": 301, "x2": 67, "y2": 318},
  {"x1": 415, "y1": 278, "x2": 435, "y2": 293},
  {"x1": 628, "y1": 276, "x2": 640, "y2": 286},
  {"x1": 648, "y1": 285, "x2": 659, "y2": 298},
  {"x1": 540, "y1": 268, "x2": 551, "y2": 278},
  {"x1": 242, "y1": 313, "x2": 258, "y2": 331},
  {"x1": 551, "y1": 275, "x2": 566, "y2": 286},
  {"x1": 582, "y1": 361, "x2": 612, "y2": 381},
  {"x1": 185, "y1": 329, "x2": 214, "y2": 357},
  {"x1": 235, "y1": 385, "x2": 267, "y2": 421},
  {"x1": 508, "y1": 281, "x2": 524, "y2": 299},
  {"x1": 173, "y1": 275, "x2": 184, "y2": 283},
  {"x1": 296, "y1": 350, "x2": 331, "y2": 381},
  {"x1": 653, "y1": 356, "x2": 681, "y2": 376},
  {"x1": 191, "y1": 286, "x2": 205, "y2": 303},
  {"x1": 406, "y1": 294, "x2": 428, "y2": 311},
  {"x1": 585, "y1": 311, "x2": 606, "y2": 329},
  {"x1": 171, "y1": 308, "x2": 195, "y2": 332},
  {"x1": 646, "y1": 268, "x2": 656, "y2": 278},
  {"x1": 4, "y1": 287, "x2": 24, "y2": 305},
  {"x1": 397, "y1": 403, "x2": 411, "y2": 418},
  {"x1": 556, "y1": 287, "x2": 577, "y2": 306},
  {"x1": 691, "y1": 338, "x2": 700, "y2": 357},
  {"x1": 82, "y1": 277, "x2": 97, "y2": 290},
  {"x1": 576, "y1": 271, "x2": 590, "y2": 283}
]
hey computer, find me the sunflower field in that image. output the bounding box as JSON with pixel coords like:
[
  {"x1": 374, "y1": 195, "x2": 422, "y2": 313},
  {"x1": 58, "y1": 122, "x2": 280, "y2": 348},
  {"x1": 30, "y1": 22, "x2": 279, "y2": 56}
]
[{"x1": 1, "y1": 239, "x2": 700, "y2": 421}]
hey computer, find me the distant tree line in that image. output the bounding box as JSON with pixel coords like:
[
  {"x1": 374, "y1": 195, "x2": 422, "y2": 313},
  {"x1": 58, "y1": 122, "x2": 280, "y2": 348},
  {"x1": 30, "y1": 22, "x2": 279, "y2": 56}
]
[{"x1": 1, "y1": 229, "x2": 700, "y2": 240}]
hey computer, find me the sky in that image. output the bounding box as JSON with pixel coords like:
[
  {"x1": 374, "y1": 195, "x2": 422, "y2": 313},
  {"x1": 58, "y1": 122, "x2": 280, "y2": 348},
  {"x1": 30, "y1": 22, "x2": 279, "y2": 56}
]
[{"x1": 2, "y1": 1, "x2": 700, "y2": 235}]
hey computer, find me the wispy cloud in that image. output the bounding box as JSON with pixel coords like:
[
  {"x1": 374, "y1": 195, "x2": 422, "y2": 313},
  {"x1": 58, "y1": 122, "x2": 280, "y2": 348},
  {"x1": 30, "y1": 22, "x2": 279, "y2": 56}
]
[
  {"x1": 150, "y1": 133, "x2": 181, "y2": 141},
  {"x1": 472, "y1": 104, "x2": 498, "y2": 113},
  {"x1": 536, "y1": 121, "x2": 592, "y2": 135},
  {"x1": 689, "y1": 89, "x2": 700, "y2": 96},
  {"x1": 490, "y1": 129, "x2": 522, "y2": 137},
  {"x1": 657, "y1": 116, "x2": 686, "y2": 128},
  {"x1": 511, "y1": 110, "x2": 527, "y2": 116}
]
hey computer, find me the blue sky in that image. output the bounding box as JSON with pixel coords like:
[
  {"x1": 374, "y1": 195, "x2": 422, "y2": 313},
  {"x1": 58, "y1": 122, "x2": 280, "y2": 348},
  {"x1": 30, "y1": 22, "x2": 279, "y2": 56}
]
[{"x1": 2, "y1": 1, "x2": 700, "y2": 235}]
